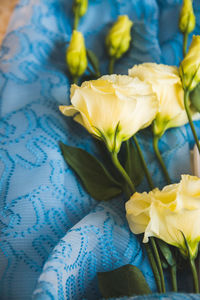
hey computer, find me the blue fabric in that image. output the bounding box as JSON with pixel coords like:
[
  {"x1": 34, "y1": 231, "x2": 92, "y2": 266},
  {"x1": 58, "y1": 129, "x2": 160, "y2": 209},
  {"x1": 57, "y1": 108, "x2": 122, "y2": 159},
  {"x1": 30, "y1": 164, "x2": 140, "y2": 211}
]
[
  {"x1": 115, "y1": 294, "x2": 200, "y2": 300},
  {"x1": 1, "y1": 0, "x2": 200, "y2": 299}
]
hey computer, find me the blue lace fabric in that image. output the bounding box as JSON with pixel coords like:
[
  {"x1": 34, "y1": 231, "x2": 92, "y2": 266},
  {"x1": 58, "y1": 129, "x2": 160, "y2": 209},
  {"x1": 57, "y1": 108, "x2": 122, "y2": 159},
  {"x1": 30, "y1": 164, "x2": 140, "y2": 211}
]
[{"x1": 0, "y1": 0, "x2": 200, "y2": 299}]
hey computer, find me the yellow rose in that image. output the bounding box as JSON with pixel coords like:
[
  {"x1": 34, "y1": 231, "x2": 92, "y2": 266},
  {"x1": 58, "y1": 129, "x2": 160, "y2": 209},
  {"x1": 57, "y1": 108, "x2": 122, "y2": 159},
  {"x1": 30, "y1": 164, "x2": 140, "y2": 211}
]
[
  {"x1": 66, "y1": 30, "x2": 87, "y2": 78},
  {"x1": 129, "y1": 63, "x2": 199, "y2": 137},
  {"x1": 179, "y1": 0, "x2": 195, "y2": 34},
  {"x1": 126, "y1": 175, "x2": 200, "y2": 258},
  {"x1": 179, "y1": 36, "x2": 200, "y2": 91},
  {"x1": 106, "y1": 15, "x2": 133, "y2": 59},
  {"x1": 59, "y1": 75, "x2": 158, "y2": 153}
]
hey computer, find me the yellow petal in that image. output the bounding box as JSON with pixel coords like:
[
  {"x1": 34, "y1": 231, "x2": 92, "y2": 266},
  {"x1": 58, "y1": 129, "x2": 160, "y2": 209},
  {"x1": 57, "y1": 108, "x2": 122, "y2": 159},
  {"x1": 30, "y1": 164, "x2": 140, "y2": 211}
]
[
  {"x1": 126, "y1": 175, "x2": 200, "y2": 258},
  {"x1": 59, "y1": 105, "x2": 78, "y2": 116},
  {"x1": 60, "y1": 74, "x2": 158, "y2": 153},
  {"x1": 129, "y1": 62, "x2": 200, "y2": 136}
]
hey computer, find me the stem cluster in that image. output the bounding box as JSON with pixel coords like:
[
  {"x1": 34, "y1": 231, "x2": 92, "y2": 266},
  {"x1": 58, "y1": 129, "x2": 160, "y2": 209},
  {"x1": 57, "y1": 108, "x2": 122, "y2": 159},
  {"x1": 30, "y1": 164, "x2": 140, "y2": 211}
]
[{"x1": 110, "y1": 139, "x2": 166, "y2": 293}]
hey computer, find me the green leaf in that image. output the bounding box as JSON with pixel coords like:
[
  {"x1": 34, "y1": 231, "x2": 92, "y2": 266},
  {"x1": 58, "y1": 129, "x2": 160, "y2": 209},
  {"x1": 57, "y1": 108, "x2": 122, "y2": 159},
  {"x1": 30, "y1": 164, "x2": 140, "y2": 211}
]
[
  {"x1": 156, "y1": 239, "x2": 176, "y2": 267},
  {"x1": 190, "y1": 83, "x2": 200, "y2": 112},
  {"x1": 87, "y1": 49, "x2": 100, "y2": 76},
  {"x1": 98, "y1": 264, "x2": 152, "y2": 298},
  {"x1": 60, "y1": 142, "x2": 122, "y2": 201},
  {"x1": 161, "y1": 259, "x2": 168, "y2": 269},
  {"x1": 124, "y1": 140, "x2": 144, "y2": 187}
]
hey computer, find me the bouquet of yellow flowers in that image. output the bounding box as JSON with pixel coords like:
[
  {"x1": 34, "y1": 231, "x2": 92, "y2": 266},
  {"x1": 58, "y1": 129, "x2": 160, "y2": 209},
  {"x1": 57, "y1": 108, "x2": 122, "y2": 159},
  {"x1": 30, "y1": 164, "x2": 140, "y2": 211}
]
[{"x1": 59, "y1": 0, "x2": 200, "y2": 297}]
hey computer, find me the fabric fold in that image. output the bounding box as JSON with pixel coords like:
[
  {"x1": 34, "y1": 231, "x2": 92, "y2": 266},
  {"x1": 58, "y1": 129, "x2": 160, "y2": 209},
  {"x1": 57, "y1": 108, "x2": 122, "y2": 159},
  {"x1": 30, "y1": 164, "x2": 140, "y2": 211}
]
[{"x1": 0, "y1": 0, "x2": 200, "y2": 299}]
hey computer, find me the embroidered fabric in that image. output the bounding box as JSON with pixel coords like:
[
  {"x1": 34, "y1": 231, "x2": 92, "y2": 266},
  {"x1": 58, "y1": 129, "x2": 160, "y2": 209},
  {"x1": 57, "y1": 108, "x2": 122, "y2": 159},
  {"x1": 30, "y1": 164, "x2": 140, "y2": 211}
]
[{"x1": 0, "y1": 0, "x2": 200, "y2": 299}]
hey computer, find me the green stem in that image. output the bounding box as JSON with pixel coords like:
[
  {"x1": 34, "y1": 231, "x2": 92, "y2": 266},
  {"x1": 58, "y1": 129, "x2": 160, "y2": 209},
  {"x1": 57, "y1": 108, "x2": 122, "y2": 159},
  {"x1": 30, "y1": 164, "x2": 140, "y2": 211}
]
[
  {"x1": 190, "y1": 258, "x2": 199, "y2": 293},
  {"x1": 109, "y1": 58, "x2": 115, "y2": 74},
  {"x1": 124, "y1": 140, "x2": 134, "y2": 198},
  {"x1": 183, "y1": 32, "x2": 188, "y2": 57},
  {"x1": 96, "y1": 70, "x2": 101, "y2": 78},
  {"x1": 170, "y1": 265, "x2": 177, "y2": 292},
  {"x1": 150, "y1": 237, "x2": 166, "y2": 293},
  {"x1": 73, "y1": 76, "x2": 79, "y2": 84},
  {"x1": 144, "y1": 243, "x2": 162, "y2": 293},
  {"x1": 111, "y1": 152, "x2": 136, "y2": 194},
  {"x1": 73, "y1": 10, "x2": 80, "y2": 30},
  {"x1": 131, "y1": 138, "x2": 165, "y2": 292},
  {"x1": 184, "y1": 89, "x2": 200, "y2": 154},
  {"x1": 133, "y1": 136, "x2": 154, "y2": 190},
  {"x1": 125, "y1": 139, "x2": 131, "y2": 174},
  {"x1": 126, "y1": 138, "x2": 167, "y2": 293},
  {"x1": 153, "y1": 135, "x2": 171, "y2": 185},
  {"x1": 196, "y1": 253, "x2": 200, "y2": 291},
  {"x1": 133, "y1": 136, "x2": 175, "y2": 292}
]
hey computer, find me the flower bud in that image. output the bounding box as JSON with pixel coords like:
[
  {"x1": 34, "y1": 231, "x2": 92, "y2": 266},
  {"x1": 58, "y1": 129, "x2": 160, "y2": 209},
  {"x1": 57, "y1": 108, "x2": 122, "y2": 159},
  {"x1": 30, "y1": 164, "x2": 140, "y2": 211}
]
[
  {"x1": 106, "y1": 15, "x2": 133, "y2": 59},
  {"x1": 73, "y1": 0, "x2": 88, "y2": 18},
  {"x1": 179, "y1": 35, "x2": 200, "y2": 91},
  {"x1": 179, "y1": 0, "x2": 195, "y2": 34},
  {"x1": 66, "y1": 30, "x2": 87, "y2": 78}
]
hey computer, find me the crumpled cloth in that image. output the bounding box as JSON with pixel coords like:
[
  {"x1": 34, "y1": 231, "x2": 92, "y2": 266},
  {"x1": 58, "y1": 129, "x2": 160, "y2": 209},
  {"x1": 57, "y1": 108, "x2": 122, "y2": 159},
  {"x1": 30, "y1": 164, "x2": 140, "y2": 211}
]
[{"x1": 0, "y1": 0, "x2": 200, "y2": 299}]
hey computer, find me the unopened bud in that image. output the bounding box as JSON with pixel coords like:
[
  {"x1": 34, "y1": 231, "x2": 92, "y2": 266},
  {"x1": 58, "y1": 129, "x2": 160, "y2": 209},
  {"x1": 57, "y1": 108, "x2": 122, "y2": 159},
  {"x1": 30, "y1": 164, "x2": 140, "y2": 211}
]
[
  {"x1": 73, "y1": 0, "x2": 88, "y2": 18},
  {"x1": 179, "y1": 0, "x2": 195, "y2": 34},
  {"x1": 66, "y1": 30, "x2": 87, "y2": 78},
  {"x1": 106, "y1": 15, "x2": 133, "y2": 59},
  {"x1": 179, "y1": 35, "x2": 200, "y2": 91}
]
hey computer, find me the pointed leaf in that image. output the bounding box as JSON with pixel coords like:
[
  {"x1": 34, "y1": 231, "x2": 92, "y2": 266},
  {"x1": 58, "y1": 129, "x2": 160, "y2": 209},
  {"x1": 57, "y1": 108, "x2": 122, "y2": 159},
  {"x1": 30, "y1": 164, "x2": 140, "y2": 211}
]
[
  {"x1": 190, "y1": 83, "x2": 200, "y2": 112},
  {"x1": 124, "y1": 140, "x2": 144, "y2": 187},
  {"x1": 156, "y1": 239, "x2": 176, "y2": 267},
  {"x1": 98, "y1": 264, "x2": 152, "y2": 298},
  {"x1": 87, "y1": 49, "x2": 100, "y2": 76},
  {"x1": 60, "y1": 142, "x2": 122, "y2": 201}
]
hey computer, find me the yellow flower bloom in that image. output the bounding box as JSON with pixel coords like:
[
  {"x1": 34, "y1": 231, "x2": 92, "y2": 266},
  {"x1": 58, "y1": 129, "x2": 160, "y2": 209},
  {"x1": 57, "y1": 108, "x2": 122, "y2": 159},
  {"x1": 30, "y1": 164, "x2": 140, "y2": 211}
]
[
  {"x1": 179, "y1": 0, "x2": 195, "y2": 34},
  {"x1": 59, "y1": 75, "x2": 158, "y2": 153},
  {"x1": 179, "y1": 35, "x2": 200, "y2": 91},
  {"x1": 129, "y1": 63, "x2": 199, "y2": 137},
  {"x1": 126, "y1": 175, "x2": 200, "y2": 258},
  {"x1": 66, "y1": 30, "x2": 87, "y2": 78},
  {"x1": 106, "y1": 15, "x2": 133, "y2": 59}
]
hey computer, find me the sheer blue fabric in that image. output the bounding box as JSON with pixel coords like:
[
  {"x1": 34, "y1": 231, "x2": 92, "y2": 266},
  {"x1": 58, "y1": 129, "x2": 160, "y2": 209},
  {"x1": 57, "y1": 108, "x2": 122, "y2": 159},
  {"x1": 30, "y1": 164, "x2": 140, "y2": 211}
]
[{"x1": 0, "y1": 0, "x2": 200, "y2": 299}]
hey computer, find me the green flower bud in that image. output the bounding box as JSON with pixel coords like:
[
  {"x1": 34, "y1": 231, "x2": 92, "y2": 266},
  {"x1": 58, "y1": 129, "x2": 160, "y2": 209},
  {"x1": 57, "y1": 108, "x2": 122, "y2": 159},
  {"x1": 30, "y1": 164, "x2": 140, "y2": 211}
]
[
  {"x1": 73, "y1": 0, "x2": 88, "y2": 18},
  {"x1": 106, "y1": 15, "x2": 133, "y2": 59},
  {"x1": 66, "y1": 30, "x2": 87, "y2": 78},
  {"x1": 179, "y1": 35, "x2": 200, "y2": 91},
  {"x1": 179, "y1": 0, "x2": 195, "y2": 34}
]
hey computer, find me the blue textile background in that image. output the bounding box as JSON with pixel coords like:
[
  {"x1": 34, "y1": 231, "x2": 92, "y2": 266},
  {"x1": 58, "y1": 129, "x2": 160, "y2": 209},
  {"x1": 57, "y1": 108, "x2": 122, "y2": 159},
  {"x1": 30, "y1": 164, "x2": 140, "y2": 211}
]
[{"x1": 0, "y1": 0, "x2": 200, "y2": 299}]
